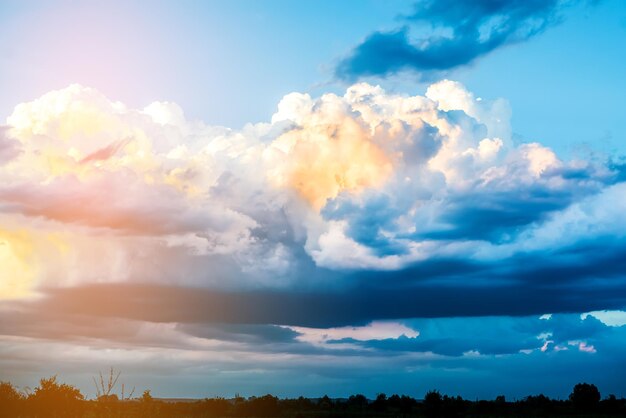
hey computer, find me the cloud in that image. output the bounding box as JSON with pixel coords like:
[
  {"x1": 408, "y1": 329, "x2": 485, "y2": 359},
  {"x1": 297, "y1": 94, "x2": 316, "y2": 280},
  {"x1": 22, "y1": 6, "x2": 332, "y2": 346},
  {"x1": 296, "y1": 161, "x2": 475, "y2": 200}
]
[
  {"x1": 0, "y1": 227, "x2": 37, "y2": 299},
  {"x1": 1, "y1": 80, "x2": 625, "y2": 305},
  {"x1": 333, "y1": 314, "x2": 613, "y2": 357},
  {"x1": 286, "y1": 321, "x2": 419, "y2": 347},
  {"x1": 335, "y1": 0, "x2": 594, "y2": 81},
  {"x1": 9, "y1": 281, "x2": 623, "y2": 329},
  {"x1": 0, "y1": 126, "x2": 20, "y2": 163},
  {"x1": 583, "y1": 310, "x2": 626, "y2": 327},
  {"x1": 3, "y1": 299, "x2": 626, "y2": 399}
]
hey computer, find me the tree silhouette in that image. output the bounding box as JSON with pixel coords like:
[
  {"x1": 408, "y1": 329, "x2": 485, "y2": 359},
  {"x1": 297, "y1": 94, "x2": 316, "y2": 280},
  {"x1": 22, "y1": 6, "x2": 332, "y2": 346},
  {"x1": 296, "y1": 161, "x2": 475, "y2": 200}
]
[
  {"x1": 424, "y1": 390, "x2": 443, "y2": 418},
  {"x1": 372, "y1": 393, "x2": 388, "y2": 412},
  {"x1": 348, "y1": 393, "x2": 368, "y2": 410},
  {"x1": 28, "y1": 376, "x2": 84, "y2": 418},
  {"x1": 138, "y1": 389, "x2": 158, "y2": 417},
  {"x1": 140, "y1": 389, "x2": 153, "y2": 402},
  {"x1": 523, "y1": 394, "x2": 553, "y2": 416},
  {"x1": 0, "y1": 381, "x2": 23, "y2": 418},
  {"x1": 570, "y1": 382, "x2": 601, "y2": 412}
]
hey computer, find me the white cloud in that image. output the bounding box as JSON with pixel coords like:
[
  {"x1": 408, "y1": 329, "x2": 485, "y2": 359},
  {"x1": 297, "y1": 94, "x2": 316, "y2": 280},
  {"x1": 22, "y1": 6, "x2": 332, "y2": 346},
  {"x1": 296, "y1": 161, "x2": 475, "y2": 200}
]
[
  {"x1": 0, "y1": 81, "x2": 621, "y2": 296},
  {"x1": 285, "y1": 321, "x2": 419, "y2": 348},
  {"x1": 582, "y1": 310, "x2": 626, "y2": 327}
]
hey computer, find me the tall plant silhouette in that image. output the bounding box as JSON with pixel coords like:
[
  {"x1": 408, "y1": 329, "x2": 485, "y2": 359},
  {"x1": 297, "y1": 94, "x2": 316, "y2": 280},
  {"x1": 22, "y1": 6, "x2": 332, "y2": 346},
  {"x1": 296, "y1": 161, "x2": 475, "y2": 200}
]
[
  {"x1": 93, "y1": 367, "x2": 135, "y2": 401},
  {"x1": 92, "y1": 368, "x2": 136, "y2": 418}
]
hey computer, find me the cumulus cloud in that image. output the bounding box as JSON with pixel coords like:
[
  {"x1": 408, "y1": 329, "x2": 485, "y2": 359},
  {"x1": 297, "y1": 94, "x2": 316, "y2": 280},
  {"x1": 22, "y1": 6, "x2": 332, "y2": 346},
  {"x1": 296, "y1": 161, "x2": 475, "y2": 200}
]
[
  {"x1": 335, "y1": 0, "x2": 596, "y2": 81},
  {"x1": 0, "y1": 80, "x2": 624, "y2": 308},
  {"x1": 0, "y1": 126, "x2": 20, "y2": 163}
]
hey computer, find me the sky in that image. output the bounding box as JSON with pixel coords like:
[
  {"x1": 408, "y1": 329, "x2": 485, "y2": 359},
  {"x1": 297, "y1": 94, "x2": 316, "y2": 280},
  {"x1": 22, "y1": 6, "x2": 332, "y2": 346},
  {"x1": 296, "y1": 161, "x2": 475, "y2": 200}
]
[{"x1": 1, "y1": 0, "x2": 626, "y2": 400}]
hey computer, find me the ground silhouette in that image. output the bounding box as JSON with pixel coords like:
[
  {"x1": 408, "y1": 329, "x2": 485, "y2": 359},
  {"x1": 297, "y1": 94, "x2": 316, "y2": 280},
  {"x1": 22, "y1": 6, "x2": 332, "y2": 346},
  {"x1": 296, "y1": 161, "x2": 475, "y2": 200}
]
[{"x1": 0, "y1": 376, "x2": 624, "y2": 418}]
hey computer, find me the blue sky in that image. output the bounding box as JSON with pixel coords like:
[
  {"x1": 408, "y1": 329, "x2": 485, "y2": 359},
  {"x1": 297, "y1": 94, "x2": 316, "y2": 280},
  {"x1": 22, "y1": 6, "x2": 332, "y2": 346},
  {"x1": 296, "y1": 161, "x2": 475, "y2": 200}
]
[
  {"x1": 1, "y1": 0, "x2": 626, "y2": 400},
  {"x1": 2, "y1": 0, "x2": 625, "y2": 154}
]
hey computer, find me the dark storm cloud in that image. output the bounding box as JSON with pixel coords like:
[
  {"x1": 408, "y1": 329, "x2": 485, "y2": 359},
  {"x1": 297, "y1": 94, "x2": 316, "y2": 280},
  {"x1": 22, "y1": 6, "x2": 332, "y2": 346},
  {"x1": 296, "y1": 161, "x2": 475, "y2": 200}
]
[
  {"x1": 22, "y1": 247, "x2": 626, "y2": 327},
  {"x1": 335, "y1": 0, "x2": 594, "y2": 81}
]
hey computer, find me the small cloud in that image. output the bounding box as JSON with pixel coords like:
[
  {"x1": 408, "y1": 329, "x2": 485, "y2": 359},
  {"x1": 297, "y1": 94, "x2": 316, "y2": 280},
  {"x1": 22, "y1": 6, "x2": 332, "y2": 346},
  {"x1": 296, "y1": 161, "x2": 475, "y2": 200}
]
[
  {"x1": 284, "y1": 321, "x2": 419, "y2": 347},
  {"x1": 568, "y1": 340, "x2": 597, "y2": 353},
  {"x1": 540, "y1": 340, "x2": 553, "y2": 352},
  {"x1": 578, "y1": 342, "x2": 596, "y2": 353}
]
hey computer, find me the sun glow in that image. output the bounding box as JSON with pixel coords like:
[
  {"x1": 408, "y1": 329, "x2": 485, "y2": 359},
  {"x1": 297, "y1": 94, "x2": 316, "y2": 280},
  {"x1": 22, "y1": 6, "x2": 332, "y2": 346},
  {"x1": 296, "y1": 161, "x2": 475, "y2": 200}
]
[{"x1": 0, "y1": 229, "x2": 37, "y2": 299}]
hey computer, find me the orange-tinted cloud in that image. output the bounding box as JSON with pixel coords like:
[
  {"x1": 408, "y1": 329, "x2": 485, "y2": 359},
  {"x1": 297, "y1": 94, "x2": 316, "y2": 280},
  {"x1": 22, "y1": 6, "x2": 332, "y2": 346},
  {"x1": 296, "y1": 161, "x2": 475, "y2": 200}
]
[{"x1": 268, "y1": 117, "x2": 393, "y2": 210}]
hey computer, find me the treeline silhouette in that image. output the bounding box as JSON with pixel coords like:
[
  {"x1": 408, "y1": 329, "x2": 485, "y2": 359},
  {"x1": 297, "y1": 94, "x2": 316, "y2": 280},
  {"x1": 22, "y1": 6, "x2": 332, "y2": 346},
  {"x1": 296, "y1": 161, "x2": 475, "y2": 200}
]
[{"x1": 1, "y1": 376, "x2": 625, "y2": 418}]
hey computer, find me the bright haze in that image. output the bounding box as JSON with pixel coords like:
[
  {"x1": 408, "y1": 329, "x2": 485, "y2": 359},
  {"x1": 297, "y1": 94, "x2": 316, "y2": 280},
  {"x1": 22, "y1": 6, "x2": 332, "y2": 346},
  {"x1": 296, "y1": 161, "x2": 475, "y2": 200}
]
[{"x1": 1, "y1": 0, "x2": 626, "y2": 400}]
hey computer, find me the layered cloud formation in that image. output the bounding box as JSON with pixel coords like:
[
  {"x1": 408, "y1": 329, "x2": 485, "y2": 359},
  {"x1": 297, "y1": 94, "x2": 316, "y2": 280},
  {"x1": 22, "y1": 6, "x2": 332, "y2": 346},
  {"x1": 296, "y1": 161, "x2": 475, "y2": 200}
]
[
  {"x1": 1, "y1": 81, "x2": 622, "y2": 297},
  {"x1": 1, "y1": 81, "x2": 625, "y2": 397},
  {"x1": 2, "y1": 298, "x2": 626, "y2": 398}
]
